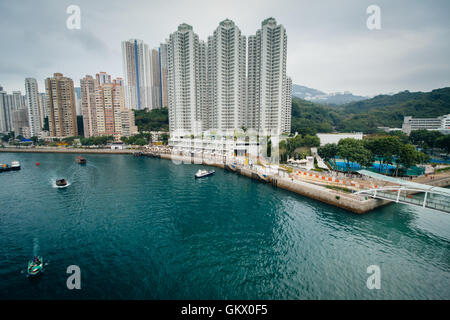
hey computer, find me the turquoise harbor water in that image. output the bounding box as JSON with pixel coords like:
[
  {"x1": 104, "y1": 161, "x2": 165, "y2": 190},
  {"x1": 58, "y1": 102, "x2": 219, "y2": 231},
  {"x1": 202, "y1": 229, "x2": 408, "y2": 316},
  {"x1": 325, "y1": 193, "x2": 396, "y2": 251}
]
[{"x1": 0, "y1": 152, "x2": 449, "y2": 299}]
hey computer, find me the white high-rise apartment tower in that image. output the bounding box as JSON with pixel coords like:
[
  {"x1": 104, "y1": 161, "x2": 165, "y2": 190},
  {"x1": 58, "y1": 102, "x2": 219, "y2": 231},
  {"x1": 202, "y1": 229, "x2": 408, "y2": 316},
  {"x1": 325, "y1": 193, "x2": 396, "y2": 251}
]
[
  {"x1": 25, "y1": 78, "x2": 41, "y2": 137},
  {"x1": 167, "y1": 23, "x2": 207, "y2": 134},
  {"x1": 247, "y1": 18, "x2": 290, "y2": 135},
  {"x1": 207, "y1": 19, "x2": 246, "y2": 132},
  {"x1": 121, "y1": 39, "x2": 152, "y2": 110},
  {"x1": 283, "y1": 77, "x2": 292, "y2": 133}
]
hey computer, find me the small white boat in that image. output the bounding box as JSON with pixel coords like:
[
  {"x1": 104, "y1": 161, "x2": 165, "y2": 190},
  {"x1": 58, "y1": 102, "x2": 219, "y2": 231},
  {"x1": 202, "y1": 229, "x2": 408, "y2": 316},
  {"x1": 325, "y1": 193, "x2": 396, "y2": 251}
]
[
  {"x1": 195, "y1": 169, "x2": 215, "y2": 179},
  {"x1": 11, "y1": 161, "x2": 21, "y2": 170}
]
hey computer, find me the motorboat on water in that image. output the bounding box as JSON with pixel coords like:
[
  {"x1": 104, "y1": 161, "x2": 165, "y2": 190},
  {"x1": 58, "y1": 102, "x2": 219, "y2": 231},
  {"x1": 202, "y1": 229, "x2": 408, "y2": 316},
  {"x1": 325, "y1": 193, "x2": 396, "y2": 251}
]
[
  {"x1": 0, "y1": 163, "x2": 11, "y2": 172},
  {"x1": 11, "y1": 161, "x2": 21, "y2": 170},
  {"x1": 76, "y1": 156, "x2": 86, "y2": 164},
  {"x1": 195, "y1": 169, "x2": 215, "y2": 179},
  {"x1": 56, "y1": 179, "x2": 68, "y2": 187},
  {"x1": 27, "y1": 256, "x2": 43, "y2": 277}
]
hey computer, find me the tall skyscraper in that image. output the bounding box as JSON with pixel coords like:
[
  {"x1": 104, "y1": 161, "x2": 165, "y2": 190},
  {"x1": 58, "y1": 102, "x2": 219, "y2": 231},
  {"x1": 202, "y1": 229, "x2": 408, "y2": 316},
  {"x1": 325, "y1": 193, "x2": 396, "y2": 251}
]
[
  {"x1": 247, "y1": 18, "x2": 290, "y2": 135},
  {"x1": 159, "y1": 42, "x2": 169, "y2": 108},
  {"x1": 0, "y1": 86, "x2": 7, "y2": 133},
  {"x1": 3, "y1": 94, "x2": 14, "y2": 132},
  {"x1": 207, "y1": 19, "x2": 246, "y2": 132},
  {"x1": 121, "y1": 39, "x2": 152, "y2": 110},
  {"x1": 0, "y1": 89, "x2": 15, "y2": 133},
  {"x1": 167, "y1": 23, "x2": 207, "y2": 134},
  {"x1": 150, "y1": 48, "x2": 162, "y2": 109},
  {"x1": 12, "y1": 91, "x2": 26, "y2": 111},
  {"x1": 283, "y1": 77, "x2": 292, "y2": 134},
  {"x1": 96, "y1": 80, "x2": 125, "y2": 138},
  {"x1": 45, "y1": 73, "x2": 78, "y2": 138},
  {"x1": 38, "y1": 93, "x2": 47, "y2": 129},
  {"x1": 25, "y1": 78, "x2": 41, "y2": 137},
  {"x1": 198, "y1": 40, "x2": 208, "y2": 131},
  {"x1": 74, "y1": 87, "x2": 82, "y2": 115},
  {"x1": 0, "y1": 90, "x2": 29, "y2": 137},
  {"x1": 12, "y1": 108, "x2": 30, "y2": 138},
  {"x1": 80, "y1": 75, "x2": 98, "y2": 137}
]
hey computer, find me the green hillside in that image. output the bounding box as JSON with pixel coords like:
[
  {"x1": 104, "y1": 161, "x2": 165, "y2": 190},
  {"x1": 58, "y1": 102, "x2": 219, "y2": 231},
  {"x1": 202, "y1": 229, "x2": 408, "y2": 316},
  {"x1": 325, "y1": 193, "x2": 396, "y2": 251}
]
[
  {"x1": 134, "y1": 108, "x2": 169, "y2": 132},
  {"x1": 291, "y1": 87, "x2": 450, "y2": 134}
]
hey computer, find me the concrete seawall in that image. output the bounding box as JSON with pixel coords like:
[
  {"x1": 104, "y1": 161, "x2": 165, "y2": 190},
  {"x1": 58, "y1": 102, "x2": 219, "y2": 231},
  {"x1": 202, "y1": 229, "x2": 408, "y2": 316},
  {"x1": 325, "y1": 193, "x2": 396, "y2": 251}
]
[{"x1": 158, "y1": 153, "x2": 389, "y2": 214}]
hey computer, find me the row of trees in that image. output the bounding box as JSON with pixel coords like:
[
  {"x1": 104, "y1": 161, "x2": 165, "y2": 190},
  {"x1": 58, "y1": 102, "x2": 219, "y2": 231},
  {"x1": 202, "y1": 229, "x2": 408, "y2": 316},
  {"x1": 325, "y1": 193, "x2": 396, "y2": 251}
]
[
  {"x1": 121, "y1": 133, "x2": 152, "y2": 146},
  {"x1": 79, "y1": 136, "x2": 114, "y2": 146},
  {"x1": 279, "y1": 134, "x2": 320, "y2": 163},
  {"x1": 407, "y1": 130, "x2": 450, "y2": 153},
  {"x1": 318, "y1": 136, "x2": 429, "y2": 175}
]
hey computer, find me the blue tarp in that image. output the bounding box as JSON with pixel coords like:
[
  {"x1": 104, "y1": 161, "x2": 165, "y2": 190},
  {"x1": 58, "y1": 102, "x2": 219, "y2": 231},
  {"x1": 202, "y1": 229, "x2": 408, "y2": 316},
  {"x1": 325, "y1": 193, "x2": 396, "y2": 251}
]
[{"x1": 334, "y1": 161, "x2": 395, "y2": 172}]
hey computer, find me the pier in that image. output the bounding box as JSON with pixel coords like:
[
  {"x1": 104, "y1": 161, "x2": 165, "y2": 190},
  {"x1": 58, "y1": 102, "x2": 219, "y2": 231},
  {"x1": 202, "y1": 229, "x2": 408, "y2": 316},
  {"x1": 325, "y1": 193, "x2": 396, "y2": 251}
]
[{"x1": 153, "y1": 151, "x2": 450, "y2": 214}]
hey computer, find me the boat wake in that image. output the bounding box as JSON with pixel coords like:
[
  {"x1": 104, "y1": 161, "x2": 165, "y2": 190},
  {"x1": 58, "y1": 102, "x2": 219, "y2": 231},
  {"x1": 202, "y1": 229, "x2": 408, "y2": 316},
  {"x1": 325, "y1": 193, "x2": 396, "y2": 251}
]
[{"x1": 33, "y1": 238, "x2": 39, "y2": 257}]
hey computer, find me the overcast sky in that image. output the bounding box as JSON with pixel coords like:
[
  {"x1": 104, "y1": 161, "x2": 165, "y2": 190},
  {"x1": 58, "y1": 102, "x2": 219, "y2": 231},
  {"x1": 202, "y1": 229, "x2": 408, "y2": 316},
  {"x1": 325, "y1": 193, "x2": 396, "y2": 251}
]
[{"x1": 1, "y1": 0, "x2": 449, "y2": 96}]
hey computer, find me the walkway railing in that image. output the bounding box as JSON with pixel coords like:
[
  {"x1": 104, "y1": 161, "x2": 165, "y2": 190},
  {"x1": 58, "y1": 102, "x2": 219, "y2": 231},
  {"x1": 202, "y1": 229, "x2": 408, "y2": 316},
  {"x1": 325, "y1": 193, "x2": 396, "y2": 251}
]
[{"x1": 355, "y1": 186, "x2": 450, "y2": 214}]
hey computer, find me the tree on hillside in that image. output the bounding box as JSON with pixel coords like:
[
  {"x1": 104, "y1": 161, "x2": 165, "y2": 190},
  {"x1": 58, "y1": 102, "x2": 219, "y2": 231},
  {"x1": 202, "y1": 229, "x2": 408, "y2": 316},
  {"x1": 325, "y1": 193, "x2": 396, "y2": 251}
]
[
  {"x1": 387, "y1": 130, "x2": 409, "y2": 144},
  {"x1": 409, "y1": 130, "x2": 443, "y2": 150},
  {"x1": 121, "y1": 133, "x2": 152, "y2": 146},
  {"x1": 436, "y1": 134, "x2": 450, "y2": 155},
  {"x1": 161, "y1": 133, "x2": 169, "y2": 145},
  {"x1": 279, "y1": 134, "x2": 321, "y2": 162},
  {"x1": 134, "y1": 108, "x2": 169, "y2": 132},
  {"x1": 80, "y1": 135, "x2": 113, "y2": 146},
  {"x1": 364, "y1": 136, "x2": 402, "y2": 174},
  {"x1": 337, "y1": 138, "x2": 372, "y2": 173},
  {"x1": 318, "y1": 143, "x2": 338, "y2": 163},
  {"x1": 395, "y1": 144, "x2": 418, "y2": 176}
]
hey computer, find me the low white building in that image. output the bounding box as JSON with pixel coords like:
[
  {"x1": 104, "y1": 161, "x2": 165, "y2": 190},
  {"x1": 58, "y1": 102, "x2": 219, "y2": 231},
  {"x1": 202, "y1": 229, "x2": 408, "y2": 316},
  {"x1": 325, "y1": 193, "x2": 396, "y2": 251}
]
[
  {"x1": 169, "y1": 135, "x2": 261, "y2": 158},
  {"x1": 110, "y1": 142, "x2": 127, "y2": 150},
  {"x1": 287, "y1": 156, "x2": 314, "y2": 170},
  {"x1": 317, "y1": 133, "x2": 363, "y2": 146},
  {"x1": 402, "y1": 114, "x2": 450, "y2": 135}
]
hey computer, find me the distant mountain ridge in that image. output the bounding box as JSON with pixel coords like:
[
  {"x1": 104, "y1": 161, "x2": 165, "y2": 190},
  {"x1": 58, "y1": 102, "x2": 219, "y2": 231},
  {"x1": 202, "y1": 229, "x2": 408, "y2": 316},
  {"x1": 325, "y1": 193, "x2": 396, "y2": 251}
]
[{"x1": 292, "y1": 84, "x2": 368, "y2": 105}]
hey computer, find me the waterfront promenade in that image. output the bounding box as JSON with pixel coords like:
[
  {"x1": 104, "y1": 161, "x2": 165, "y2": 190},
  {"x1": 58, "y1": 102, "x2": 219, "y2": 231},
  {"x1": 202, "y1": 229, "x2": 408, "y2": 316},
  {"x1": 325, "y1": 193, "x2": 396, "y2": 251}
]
[{"x1": 2, "y1": 145, "x2": 449, "y2": 214}]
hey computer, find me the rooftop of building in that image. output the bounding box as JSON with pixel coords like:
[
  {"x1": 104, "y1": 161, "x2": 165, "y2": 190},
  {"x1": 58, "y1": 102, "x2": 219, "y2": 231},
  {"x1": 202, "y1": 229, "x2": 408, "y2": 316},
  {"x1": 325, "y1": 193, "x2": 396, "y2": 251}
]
[{"x1": 177, "y1": 23, "x2": 193, "y2": 32}]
